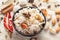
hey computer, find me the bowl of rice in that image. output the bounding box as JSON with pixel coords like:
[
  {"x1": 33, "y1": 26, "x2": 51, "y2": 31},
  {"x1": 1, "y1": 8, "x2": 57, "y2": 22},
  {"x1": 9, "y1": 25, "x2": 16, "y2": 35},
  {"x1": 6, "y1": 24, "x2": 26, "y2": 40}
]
[{"x1": 12, "y1": 6, "x2": 46, "y2": 37}]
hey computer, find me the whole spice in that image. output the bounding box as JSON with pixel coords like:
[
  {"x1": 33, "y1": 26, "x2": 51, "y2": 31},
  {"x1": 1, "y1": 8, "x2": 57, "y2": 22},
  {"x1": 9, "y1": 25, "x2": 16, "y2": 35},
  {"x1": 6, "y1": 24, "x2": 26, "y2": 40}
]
[
  {"x1": 23, "y1": 12, "x2": 31, "y2": 19},
  {"x1": 1, "y1": 3, "x2": 13, "y2": 14}
]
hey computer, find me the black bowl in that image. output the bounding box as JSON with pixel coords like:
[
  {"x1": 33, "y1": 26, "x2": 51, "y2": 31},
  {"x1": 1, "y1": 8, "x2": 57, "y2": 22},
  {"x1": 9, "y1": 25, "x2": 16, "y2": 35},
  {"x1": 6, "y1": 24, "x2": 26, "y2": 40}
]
[{"x1": 12, "y1": 6, "x2": 46, "y2": 37}]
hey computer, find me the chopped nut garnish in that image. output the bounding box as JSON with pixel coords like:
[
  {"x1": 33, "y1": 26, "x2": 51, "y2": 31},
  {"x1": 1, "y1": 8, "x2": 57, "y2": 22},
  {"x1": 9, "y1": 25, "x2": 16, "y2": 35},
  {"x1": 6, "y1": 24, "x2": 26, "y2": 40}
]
[
  {"x1": 41, "y1": 9, "x2": 48, "y2": 17},
  {"x1": 52, "y1": 19, "x2": 56, "y2": 26}
]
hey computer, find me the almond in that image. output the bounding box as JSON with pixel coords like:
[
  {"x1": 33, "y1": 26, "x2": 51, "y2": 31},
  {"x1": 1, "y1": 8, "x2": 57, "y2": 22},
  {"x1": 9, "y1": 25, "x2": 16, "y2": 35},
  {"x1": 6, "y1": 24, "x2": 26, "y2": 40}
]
[
  {"x1": 55, "y1": 9, "x2": 60, "y2": 15},
  {"x1": 55, "y1": 27, "x2": 60, "y2": 33},
  {"x1": 56, "y1": 15, "x2": 60, "y2": 21},
  {"x1": 35, "y1": 14, "x2": 43, "y2": 22},
  {"x1": 41, "y1": 9, "x2": 48, "y2": 17},
  {"x1": 52, "y1": 19, "x2": 56, "y2": 26},
  {"x1": 49, "y1": 28, "x2": 56, "y2": 35}
]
